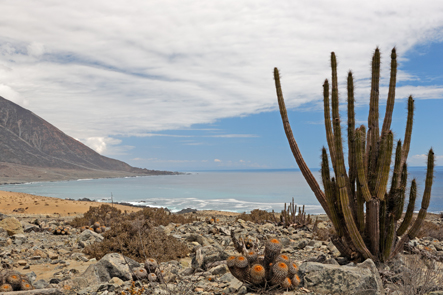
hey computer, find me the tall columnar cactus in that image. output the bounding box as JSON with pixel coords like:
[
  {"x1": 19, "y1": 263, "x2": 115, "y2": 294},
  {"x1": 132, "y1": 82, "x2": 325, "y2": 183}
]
[{"x1": 274, "y1": 47, "x2": 435, "y2": 262}]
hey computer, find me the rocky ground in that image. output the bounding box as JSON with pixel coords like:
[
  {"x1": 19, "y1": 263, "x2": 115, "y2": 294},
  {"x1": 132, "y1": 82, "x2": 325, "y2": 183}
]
[{"x1": 0, "y1": 212, "x2": 443, "y2": 295}]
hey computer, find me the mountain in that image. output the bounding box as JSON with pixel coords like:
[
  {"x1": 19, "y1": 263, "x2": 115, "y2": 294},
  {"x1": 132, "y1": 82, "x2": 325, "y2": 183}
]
[{"x1": 0, "y1": 96, "x2": 176, "y2": 184}]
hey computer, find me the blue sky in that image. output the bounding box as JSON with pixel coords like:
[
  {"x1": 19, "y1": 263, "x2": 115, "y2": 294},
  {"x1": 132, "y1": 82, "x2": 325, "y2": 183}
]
[{"x1": 0, "y1": 1, "x2": 442, "y2": 171}]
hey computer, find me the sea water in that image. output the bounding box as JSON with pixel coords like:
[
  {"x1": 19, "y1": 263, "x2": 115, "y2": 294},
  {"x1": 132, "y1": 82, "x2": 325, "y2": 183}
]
[{"x1": 1, "y1": 167, "x2": 442, "y2": 214}]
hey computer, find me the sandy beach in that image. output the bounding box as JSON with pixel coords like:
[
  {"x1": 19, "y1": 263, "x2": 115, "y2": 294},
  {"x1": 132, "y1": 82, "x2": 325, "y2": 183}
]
[
  {"x1": 0, "y1": 190, "x2": 244, "y2": 218},
  {"x1": 0, "y1": 190, "x2": 145, "y2": 217}
]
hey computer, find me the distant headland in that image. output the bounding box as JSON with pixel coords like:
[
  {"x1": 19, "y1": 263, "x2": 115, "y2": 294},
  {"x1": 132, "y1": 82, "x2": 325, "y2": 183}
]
[{"x1": 0, "y1": 96, "x2": 178, "y2": 184}]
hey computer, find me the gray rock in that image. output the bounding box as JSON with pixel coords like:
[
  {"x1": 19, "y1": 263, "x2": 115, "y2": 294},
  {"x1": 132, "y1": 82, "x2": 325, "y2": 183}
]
[
  {"x1": 210, "y1": 264, "x2": 228, "y2": 275},
  {"x1": 323, "y1": 258, "x2": 339, "y2": 265},
  {"x1": 296, "y1": 239, "x2": 308, "y2": 249},
  {"x1": 82, "y1": 253, "x2": 140, "y2": 283},
  {"x1": 33, "y1": 279, "x2": 51, "y2": 289},
  {"x1": 0, "y1": 227, "x2": 7, "y2": 238},
  {"x1": 299, "y1": 258, "x2": 384, "y2": 295},
  {"x1": 23, "y1": 223, "x2": 42, "y2": 233},
  {"x1": 192, "y1": 247, "x2": 204, "y2": 270},
  {"x1": 78, "y1": 229, "x2": 104, "y2": 248},
  {"x1": 12, "y1": 233, "x2": 27, "y2": 245},
  {"x1": 0, "y1": 237, "x2": 8, "y2": 246}
]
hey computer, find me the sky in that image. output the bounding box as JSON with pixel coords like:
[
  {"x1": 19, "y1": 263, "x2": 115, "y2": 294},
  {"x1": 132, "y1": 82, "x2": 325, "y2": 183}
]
[{"x1": 0, "y1": 1, "x2": 442, "y2": 171}]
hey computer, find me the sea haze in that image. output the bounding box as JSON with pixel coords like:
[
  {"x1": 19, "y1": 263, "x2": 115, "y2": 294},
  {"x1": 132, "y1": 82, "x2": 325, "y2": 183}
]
[{"x1": 1, "y1": 168, "x2": 441, "y2": 214}]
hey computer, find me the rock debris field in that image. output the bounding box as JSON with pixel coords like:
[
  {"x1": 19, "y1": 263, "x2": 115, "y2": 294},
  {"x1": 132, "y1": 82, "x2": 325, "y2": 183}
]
[{"x1": 0, "y1": 212, "x2": 443, "y2": 295}]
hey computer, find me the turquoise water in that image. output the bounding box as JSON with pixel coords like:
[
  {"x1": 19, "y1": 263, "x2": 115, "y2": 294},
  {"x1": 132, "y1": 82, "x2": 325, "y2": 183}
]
[{"x1": 1, "y1": 168, "x2": 441, "y2": 214}]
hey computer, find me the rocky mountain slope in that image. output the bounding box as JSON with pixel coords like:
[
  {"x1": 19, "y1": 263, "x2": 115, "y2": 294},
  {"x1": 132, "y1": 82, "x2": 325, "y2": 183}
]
[{"x1": 0, "y1": 96, "x2": 175, "y2": 183}]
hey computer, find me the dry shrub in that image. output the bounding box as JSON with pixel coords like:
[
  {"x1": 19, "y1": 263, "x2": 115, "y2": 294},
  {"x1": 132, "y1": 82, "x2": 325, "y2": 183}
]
[
  {"x1": 417, "y1": 221, "x2": 443, "y2": 241},
  {"x1": 393, "y1": 256, "x2": 443, "y2": 295},
  {"x1": 71, "y1": 204, "x2": 197, "y2": 228},
  {"x1": 83, "y1": 217, "x2": 189, "y2": 263},
  {"x1": 70, "y1": 204, "x2": 122, "y2": 227},
  {"x1": 314, "y1": 227, "x2": 334, "y2": 241},
  {"x1": 236, "y1": 209, "x2": 276, "y2": 223},
  {"x1": 131, "y1": 207, "x2": 197, "y2": 226}
]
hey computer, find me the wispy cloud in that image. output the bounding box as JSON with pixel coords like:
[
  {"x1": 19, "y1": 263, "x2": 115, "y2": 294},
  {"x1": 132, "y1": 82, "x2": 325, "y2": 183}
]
[
  {"x1": 208, "y1": 134, "x2": 259, "y2": 138},
  {"x1": 0, "y1": 1, "x2": 441, "y2": 152},
  {"x1": 409, "y1": 153, "x2": 443, "y2": 166}
]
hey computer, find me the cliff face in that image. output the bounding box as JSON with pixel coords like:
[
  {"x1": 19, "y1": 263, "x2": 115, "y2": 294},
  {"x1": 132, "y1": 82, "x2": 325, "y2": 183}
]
[{"x1": 0, "y1": 96, "x2": 174, "y2": 183}]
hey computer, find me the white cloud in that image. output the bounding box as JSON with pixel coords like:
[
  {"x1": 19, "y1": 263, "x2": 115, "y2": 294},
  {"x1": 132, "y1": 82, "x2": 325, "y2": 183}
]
[
  {"x1": 408, "y1": 153, "x2": 443, "y2": 166},
  {"x1": 27, "y1": 42, "x2": 45, "y2": 57},
  {"x1": 208, "y1": 134, "x2": 259, "y2": 138},
  {"x1": 0, "y1": 0, "x2": 441, "y2": 151},
  {"x1": 82, "y1": 136, "x2": 132, "y2": 155},
  {"x1": 214, "y1": 159, "x2": 222, "y2": 162}
]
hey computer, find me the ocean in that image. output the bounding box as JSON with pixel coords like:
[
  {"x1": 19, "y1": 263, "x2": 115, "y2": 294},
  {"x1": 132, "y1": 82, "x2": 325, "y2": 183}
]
[{"x1": 1, "y1": 167, "x2": 442, "y2": 214}]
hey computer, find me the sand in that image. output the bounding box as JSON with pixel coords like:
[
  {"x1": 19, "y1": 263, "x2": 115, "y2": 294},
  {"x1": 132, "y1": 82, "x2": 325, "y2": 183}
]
[
  {"x1": 0, "y1": 190, "x2": 144, "y2": 217},
  {"x1": 0, "y1": 190, "x2": 243, "y2": 218}
]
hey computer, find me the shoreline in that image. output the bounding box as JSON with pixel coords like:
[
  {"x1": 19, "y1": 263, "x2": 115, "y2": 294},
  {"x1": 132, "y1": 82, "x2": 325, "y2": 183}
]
[{"x1": 1, "y1": 189, "x2": 441, "y2": 221}]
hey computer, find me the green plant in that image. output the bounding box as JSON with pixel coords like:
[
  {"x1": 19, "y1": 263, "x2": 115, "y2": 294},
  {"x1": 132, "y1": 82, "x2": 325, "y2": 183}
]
[{"x1": 274, "y1": 47, "x2": 434, "y2": 262}]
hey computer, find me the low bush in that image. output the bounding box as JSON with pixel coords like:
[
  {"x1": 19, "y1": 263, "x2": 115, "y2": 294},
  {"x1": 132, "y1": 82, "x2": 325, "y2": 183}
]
[
  {"x1": 70, "y1": 204, "x2": 121, "y2": 227},
  {"x1": 83, "y1": 217, "x2": 189, "y2": 263},
  {"x1": 417, "y1": 221, "x2": 443, "y2": 241},
  {"x1": 75, "y1": 205, "x2": 196, "y2": 263},
  {"x1": 236, "y1": 209, "x2": 277, "y2": 223},
  {"x1": 71, "y1": 204, "x2": 197, "y2": 228}
]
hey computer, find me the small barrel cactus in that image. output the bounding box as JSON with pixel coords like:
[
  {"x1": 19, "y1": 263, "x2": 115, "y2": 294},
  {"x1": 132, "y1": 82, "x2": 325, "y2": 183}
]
[
  {"x1": 20, "y1": 280, "x2": 34, "y2": 291},
  {"x1": 264, "y1": 238, "x2": 282, "y2": 269},
  {"x1": 144, "y1": 258, "x2": 158, "y2": 272},
  {"x1": 233, "y1": 256, "x2": 250, "y2": 282},
  {"x1": 270, "y1": 261, "x2": 289, "y2": 285},
  {"x1": 147, "y1": 273, "x2": 158, "y2": 282},
  {"x1": 291, "y1": 274, "x2": 301, "y2": 287},
  {"x1": 0, "y1": 283, "x2": 13, "y2": 292},
  {"x1": 281, "y1": 277, "x2": 293, "y2": 289},
  {"x1": 249, "y1": 264, "x2": 265, "y2": 284},
  {"x1": 5, "y1": 272, "x2": 21, "y2": 289},
  {"x1": 245, "y1": 250, "x2": 258, "y2": 265},
  {"x1": 132, "y1": 267, "x2": 148, "y2": 280}
]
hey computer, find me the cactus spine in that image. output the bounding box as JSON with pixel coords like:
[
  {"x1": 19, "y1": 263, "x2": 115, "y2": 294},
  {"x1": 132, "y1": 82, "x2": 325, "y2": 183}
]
[{"x1": 274, "y1": 47, "x2": 435, "y2": 262}]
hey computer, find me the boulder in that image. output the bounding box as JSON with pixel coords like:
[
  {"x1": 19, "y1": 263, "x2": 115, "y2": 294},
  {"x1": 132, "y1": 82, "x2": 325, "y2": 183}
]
[
  {"x1": 22, "y1": 222, "x2": 42, "y2": 232},
  {"x1": 81, "y1": 253, "x2": 140, "y2": 284},
  {"x1": 0, "y1": 217, "x2": 24, "y2": 236},
  {"x1": 12, "y1": 233, "x2": 27, "y2": 245},
  {"x1": 77, "y1": 229, "x2": 104, "y2": 248},
  {"x1": 299, "y1": 258, "x2": 384, "y2": 295}
]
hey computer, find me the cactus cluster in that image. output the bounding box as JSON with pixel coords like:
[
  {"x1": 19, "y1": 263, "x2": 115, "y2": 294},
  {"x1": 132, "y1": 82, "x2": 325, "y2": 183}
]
[
  {"x1": 274, "y1": 47, "x2": 435, "y2": 262},
  {"x1": 227, "y1": 238, "x2": 300, "y2": 290},
  {"x1": 131, "y1": 258, "x2": 167, "y2": 283},
  {"x1": 53, "y1": 225, "x2": 71, "y2": 235},
  {"x1": 0, "y1": 270, "x2": 33, "y2": 292},
  {"x1": 280, "y1": 198, "x2": 312, "y2": 228},
  {"x1": 205, "y1": 216, "x2": 220, "y2": 224},
  {"x1": 80, "y1": 221, "x2": 107, "y2": 234}
]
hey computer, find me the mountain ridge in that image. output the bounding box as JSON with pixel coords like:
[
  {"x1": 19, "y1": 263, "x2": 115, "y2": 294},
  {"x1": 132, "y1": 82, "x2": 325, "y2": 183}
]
[{"x1": 0, "y1": 96, "x2": 176, "y2": 184}]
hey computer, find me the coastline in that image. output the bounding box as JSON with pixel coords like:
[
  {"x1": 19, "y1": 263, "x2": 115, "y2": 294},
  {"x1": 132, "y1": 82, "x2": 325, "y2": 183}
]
[
  {"x1": 0, "y1": 162, "x2": 181, "y2": 185},
  {"x1": 0, "y1": 190, "x2": 244, "y2": 218}
]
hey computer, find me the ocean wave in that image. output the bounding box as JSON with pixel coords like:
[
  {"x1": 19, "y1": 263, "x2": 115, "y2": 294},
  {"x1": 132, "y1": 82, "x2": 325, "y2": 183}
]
[{"x1": 122, "y1": 197, "x2": 324, "y2": 214}]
